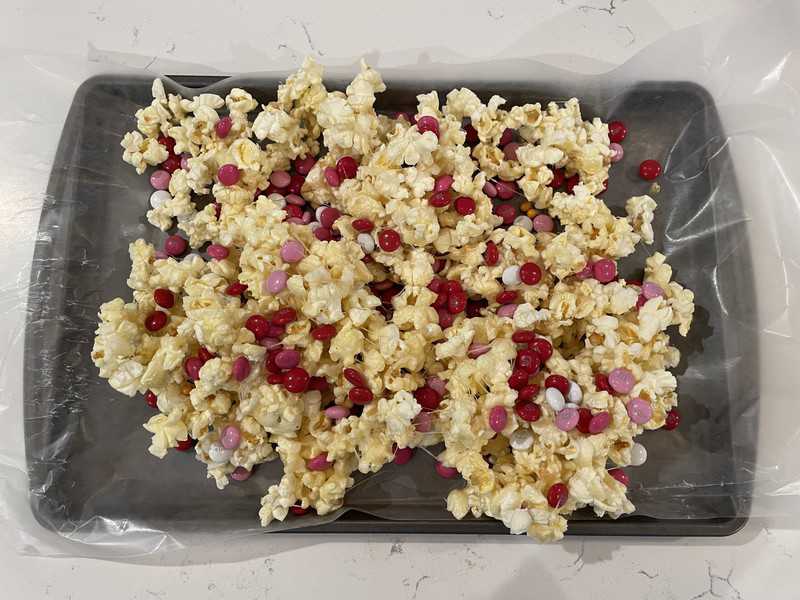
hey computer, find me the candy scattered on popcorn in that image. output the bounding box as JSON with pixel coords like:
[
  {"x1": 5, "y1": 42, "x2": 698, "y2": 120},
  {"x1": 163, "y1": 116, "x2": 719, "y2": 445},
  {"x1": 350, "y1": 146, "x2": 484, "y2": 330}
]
[{"x1": 91, "y1": 58, "x2": 692, "y2": 541}]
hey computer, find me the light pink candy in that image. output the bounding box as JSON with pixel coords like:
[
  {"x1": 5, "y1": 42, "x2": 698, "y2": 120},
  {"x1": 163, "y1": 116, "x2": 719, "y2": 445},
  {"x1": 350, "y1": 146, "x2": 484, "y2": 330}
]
[
  {"x1": 434, "y1": 175, "x2": 454, "y2": 192},
  {"x1": 266, "y1": 270, "x2": 288, "y2": 294},
  {"x1": 221, "y1": 425, "x2": 241, "y2": 450},
  {"x1": 627, "y1": 398, "x2": 653, "y2": 424},
  {"x1": 483, "y1": 181, "x2": 498, "y2": 197},
  {"x1": 642, "y1": 282, "x2": 664, "y2": 300},
  {"x1": 427, "y1": 376, "x2": 446, "y2": 396},
  {"x1": 576, "y1": 262, "x2": 594, "y2": 280},
  {"x1": 503, "y1": 142, "x2": 520, "y2": 161},
  {"x1": 207, "y1": 244, "x2": 229, "y2": 260},
  {"x1": 301, "y1": 211, "x2": 313, "y2": 224},
  {"x1": 270, "y1": 170, "x2": 291, "y2": 188},
  {"x1": 488, "y1": 406, "x2": 508, "y2": 432},
  {"x1": 414, "y1": 411, "x2": 433, "y2": 433},
  {"x1": 307, "y1": 453, "x2": 333, "y2": 471},
  {"x1": 232, "y1": 356, "x2": 251, "y2": 382},
  {"x1": 608, "y1": 367, "x2": 635, "y2": 394},
  {"x1": 180, "y1": 154, "x2": 190, "y2": 170},
  {"x1": 324, "y1": 167, "x2": 341, "y2": 187},
  {"x1": 150, "y1": 169, "x2": 171, "y2": 190},
  {"x1": 285, "y1": 194, "x2": 306, "y2": 206},
  {"x1": 497, "y1": 304, "x2": 518, "y2": 318},
  {"x1": 258, "y1": 338, "x2": 282, "y2": 350},
  {"x1": 468, "y1": 343, "x2": 491, "y2": 359},
  {"x1": 230, "y1": 467, "x2": 252, "y2": 481},
  {"x1": 280, "y1": 240, "x2": 305, "y2": 263},
  {"x1": 324, "y1": 405, "x2": 350, "y2": 420},
  {"x1": 274, "y1": 348, "x2": 301, "y2": 369},
  {"x1": 555, "y1": 407, "x2": 579, "y2": 431},
  {"x1": 532, "y1": 214, "x2": 554, "y2": 233},
  {"x1": 610, "y1": 142, "x2": 624, "y2": 163}
]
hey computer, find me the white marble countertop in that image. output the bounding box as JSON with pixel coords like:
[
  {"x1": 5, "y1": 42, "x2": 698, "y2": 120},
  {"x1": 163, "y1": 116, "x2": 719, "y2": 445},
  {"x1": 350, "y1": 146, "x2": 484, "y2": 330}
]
[{"x1": 1, "y1": 0, "x2": 796, "y2": 598}]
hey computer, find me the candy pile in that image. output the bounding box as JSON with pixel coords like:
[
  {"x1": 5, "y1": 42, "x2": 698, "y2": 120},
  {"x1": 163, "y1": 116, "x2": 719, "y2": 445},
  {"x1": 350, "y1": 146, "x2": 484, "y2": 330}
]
[{"x1": 92, "y1": 58, "x2": 693, "y2": 541}]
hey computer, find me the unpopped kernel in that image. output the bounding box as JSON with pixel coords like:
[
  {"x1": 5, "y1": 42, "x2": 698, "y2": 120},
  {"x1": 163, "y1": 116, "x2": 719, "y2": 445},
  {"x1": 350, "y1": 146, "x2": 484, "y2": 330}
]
[{"x1": 93, "y1": 58, "x2": 694, "y2": 541}]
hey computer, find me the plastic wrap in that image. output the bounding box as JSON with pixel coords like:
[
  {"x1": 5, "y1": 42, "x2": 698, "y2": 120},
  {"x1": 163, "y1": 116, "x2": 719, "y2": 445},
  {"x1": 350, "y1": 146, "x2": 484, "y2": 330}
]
[{"x1": 2, "y1": 2, "x2": 800, "y2": 559}]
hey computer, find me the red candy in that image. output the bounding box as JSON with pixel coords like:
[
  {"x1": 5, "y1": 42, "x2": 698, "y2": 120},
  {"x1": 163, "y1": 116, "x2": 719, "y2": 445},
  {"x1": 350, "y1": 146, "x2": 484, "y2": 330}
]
[
  {"x1": 198, "y1": 346, "x2": 215, "y2": 363},
  {"x1": 320, "y1": 207, "x2": 341, "y2": 229},
  {"x1": 308, "y1": 376, "x2": 329, "y2": 392},
  {"x1": 494, "y1": 204, "x2": 517, "y2": 225},
  {"x1": 145, "y1": 311, "x2": 168, "y2": 332},
  {"x1": 499, "y1": 128, "x2": 514, "y2": 146},
  {"x1": 594, "y1": 372, "x2": 613, "y2": 394},
  {"x1": 519, "y1": 262, "x2": 542, "y2": 285},
  {"x1": 336, "y1": 156, "x2": 359, "y2": 180},
  {"x1": 565, "y1": 174, "x2": 579, "y2": 194},
  {"x1": 495, "y1": 180, "x2": 517, "y2": 200},
  {"x1": 516, "y1": 384, "x2": 540, "y2": 402},
  {"x1": 437, "y1": 307, "x2": 455, "y2": 328},
  {"x1": 464, "y1": 123, "x2": 479, "y2": 145},
  {"x1": 414, "y1": 386, "x2": 441, "y2": 410},
  {"x1": 161, "y1": 154, "x2": 181, "y2": 174},
  {"x1": 515, "y1": 401, "x2": 541, "y2": 422},
  {"x1": 512, "y1": 330, "x2": 536, "y2": 344},
  {"x1": 448, "y1": 291, "x2": 467, "y2": 314},
  {"x1": 454, "y1": 196, "x2": 476, "y2": 216},
  {"x1": 378, "y1": 228, "x2": 401, "y2": 252},
  {"x1": 484, "y1": 241, "x2": 499, "y2": 266},
  {"x1": 549, "y1": 168, "x2": 565, "y2": 189},
  {"x1": 349, "y1": 387, "x2": 374, "y2": 405},
  {"x1": 416, "y1": 116, "x2": 440, "y2": 137},
  {"x1": 154, "y1": 288, "x2": 175, "y2": 309},
  {"x1": 429, "y1": 191, "x2": 451, "y2": 208},
  {"x1": 576, "y1": 408, "x2": 593, "y2": 434},
  {"x1": 639, "y1": 159, "x2": 662, "y2": 180},
  {"x1": 516, "y1": 348, "x2": 541, "y2": 374},
  {"x1": 508, "y1": 368, "x2": 530, "y2": 390},
  {"x1": 283, "y1": 367, "x2": 310, "y2": 393},
  {"x1": 267, "y1": 373, "x2": 285, "y2": 385},
  {"x1": 287, "y1": 174, "x2": 304, "y2": 195},
  {"x1": 144, "y1": 390, "x2": 158, "y2": 408},
  {"x1": 245, "y1": 315, "x2": 270, "y2": 339},
  {"x1": 529, "y1": 338, "x2": 553, "y2": 362},
  {"x1": 445, "y1": 280, "x2": 462, "y2": 295},
  {"x1": 272, "y1": 307, "x2": 297, "y2": 326},
  {"x1": 608, "y1": 120, "x2": 627, "y2": 143},
  {"x1": 293, "y1": 155, "x2": 316, "y2": 175},
  {"x1": 157, "y1": 135, "x2": 176, "y2": 153},
  {"x1": 164, "y1": 235, "x2": 187, "y2": 257},
  {"x1": 664, "y1": 408, "x2": 681, "y2": 430},
  {"x1": 311, "y1": 324, "x2": 337, "y2": 341},
  {"x1": 175, "y1": 438, "x2": 194, "y2": 452},
  {"x1": 352, "y1": 218, "x2": 374, "y2": 232},
  {"x1": 343, "y1": 367, "x2": 367, "y2": 388},
  {"x1": 496, "y1": 290, "x2": 518, "y2": 304},
  {"x1": 225, "y1": 282, "x2": 247, "y2": 296},
  {"x1": 547, "y1": 483, "x2": 569, "y2": 508},
  {"x1": 183, "y1": 357, "x2": 203, "y2": 380},
  {"x1": 608, "y1": 468, "x2": 630, "y2": 486},
  {"x1": 545, "y1": 374, "x2": 570, "y2": 395}
]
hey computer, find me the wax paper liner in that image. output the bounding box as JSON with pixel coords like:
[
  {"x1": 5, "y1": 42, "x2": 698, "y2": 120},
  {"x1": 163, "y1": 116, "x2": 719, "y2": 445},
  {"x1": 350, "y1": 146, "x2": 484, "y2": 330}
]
[{"x1": 1, "y1": 0, "x2": 799, "y2": 559}]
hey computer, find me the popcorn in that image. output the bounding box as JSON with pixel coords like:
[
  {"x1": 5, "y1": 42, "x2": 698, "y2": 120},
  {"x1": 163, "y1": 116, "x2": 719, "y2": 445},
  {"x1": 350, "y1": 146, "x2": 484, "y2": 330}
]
[{"x1": 96, "y1": 59, "x2": 695, "y2": 543}]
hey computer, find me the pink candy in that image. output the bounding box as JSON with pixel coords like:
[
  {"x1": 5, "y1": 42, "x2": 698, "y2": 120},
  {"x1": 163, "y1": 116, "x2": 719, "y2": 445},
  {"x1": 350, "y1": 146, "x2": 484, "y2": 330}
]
[
  {"x1": 221, "y1": 425, "x2": 241, "y2": 450},
  {"x1": 280, "y1": 240, "x2": 305, "y2": 263},
  {"x1": 488, "y1": 406, "x2": 507, "y2": 433},
  {"x1": 593, "y1": 258, "x2": 617, "y2": 283},
  {"x1": 608, "y1": 367, "x2": 635, "y2": 394},
  {"x1": 150, "y1": 169, "x2": 171, "y2": 190},
  {"x1": 274, "y1": 348, "x2": 301, "y2": 369},
  {"x1": 218, "y1": 164, "x2": 240, "y2": 186},
  {"x1": 180, "y1": 154, "x2": 190, "y2": 170},
  {"x1": 588, "y1": 411, "x2": 611, "y2": 434},
  {"x1": 324, "y1": 405, "x2": 350, "y2": 420},
  {"x1": 266, "y1": 270, "x2": 288, "y2": 294},
  {"x1": 468, "y1": 343, "x2": 491, "y2": 359},
  {"x1": 532, "y1": 214, "x2": 554, "y2": 233},
  {"x1": 307, "y1": 453, "x2": 333, "y2": 471},
  {"x1": 320, "y1": 207, "x2": 341, "y2": 229},
  {"x1": 434, "y1": 175, "x2": 454, "y2": 192},
  {"x1": 627, "y1": 398, "x2": 653, "y2": 424},
  {"x1": 285, "y1": 194, "x2": 306, "y2": 206},
  {"x1": 164, "y1": 235, "x2": 188, "y2": 257},
  {"x1": 576, "y1": 262, "x2": 594, "y2": 280},
  {"x1": 207, "y1": 244, "x2": 229, "y2": 260},
  {"x1": 294, "y1": 156, "x2": 316, "y2": 175},
  {"x1": 393, "y1": 447, "x2": 414, "y2": 465},
  {"x1": 435, "y1": 461, "x2": 458, "y2": 479},
  {"x1": 270, "y1": 170, "x2": 291, "y2": 188},
  {"x1": 642, "y1": 282, "x2": 664, "y2": 299},
  {"x1": 555, "y1": 407, "x2": 579, "y2": 431},
  {"x1": 414, "y1": 411, "x2": 433, "y2": 433},
  {"x1": 258, "y1": 338, "x2": 281, "y2": 350},
  {"x1": 495, "y1": 180, "x2": 516, "y2": 200},
  {"x1": 483, "y1": 181, "x2": 498, "y2": 197},
  {"x1": 497, "y1": 304, "x2": 518, "y2": 318},
  {"x1": 232, "y1": 356, "x2": 251, "y2": 382},
  {"x1": 230, "y1": 467, "x2": 252, "y2": 481},
  {"x1": 324, "y1": 167, "x2": 341, "y2": 187},
  {"x1": 215, "y1": 116, "x2": 233, "y2": 138},
  {"x1": 610, "y1": 142, "x2": 624, "y2": 163},
  {"x1": 427, "y1": 376, "x2": 446, "y2": 396}
]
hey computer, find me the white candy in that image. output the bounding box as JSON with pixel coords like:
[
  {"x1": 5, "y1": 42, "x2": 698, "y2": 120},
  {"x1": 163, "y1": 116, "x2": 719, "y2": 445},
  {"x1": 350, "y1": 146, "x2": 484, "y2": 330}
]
[
  {"x1": 509, "y1": 508, "x2": 533, "y2": 535},
  {"x1": 309, "y1": 222, "x2": 321, "y2": 231},
  {"x1": 502, "y1": 265, "x2": 521, "y2": 286},
  {"x1": 509, "y1": 428, "x2": 534, "y2": 451},
  {"x1": 315, "y1": 206, "x2": 327, "y2": 221},
  {"x1": 268, "y1": 193, "x2": 286, "y2": 208},
  {"x1": 176, "y1": 213, "x2": 193, "y2": 223},
  {"x1": 567, "y1": 381, "x2": 583, "y2": 404},
  {"x1": 149, "y1": 189, "x2": 171, "y2": 209},
  {"x1": 513, "y1": 215, "x2": 533, "y2": 232},
  {"x1": 545, "y1": 387, "x2": 565, "y2": 412},
  {"x1": 357, "y1": 233, "x2": 375, "y2": 253},
  {"x1": 208, "y1": 442, "x2": 233, "y2": 463},
  {"x1": 630, "y1": 442, "x2": 647, "y2": 466},
  {"x1": 565, "y1": 402, "x2": 579, "y2": 410}
]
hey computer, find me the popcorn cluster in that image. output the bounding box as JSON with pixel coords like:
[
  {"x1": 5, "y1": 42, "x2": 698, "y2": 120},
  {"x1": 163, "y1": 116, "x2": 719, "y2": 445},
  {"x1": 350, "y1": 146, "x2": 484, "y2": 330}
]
[{"x1": 92, "y1": 58, "x2": 694, "y2": 541}]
